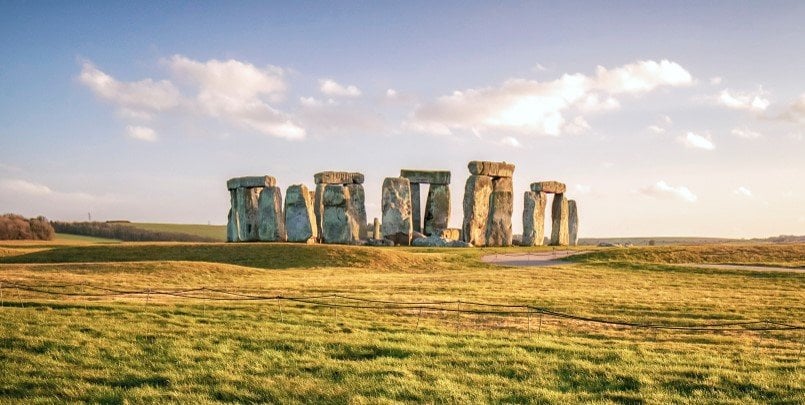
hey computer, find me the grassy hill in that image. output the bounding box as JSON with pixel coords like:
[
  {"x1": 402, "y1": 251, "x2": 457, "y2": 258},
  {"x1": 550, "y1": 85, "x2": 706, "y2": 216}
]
[
  {"x1": 0, "y1": 242, "x2": 802, "y2": 403},
  {"x1": 124, "y1": 222, "x2": 227, "y2": 241}
]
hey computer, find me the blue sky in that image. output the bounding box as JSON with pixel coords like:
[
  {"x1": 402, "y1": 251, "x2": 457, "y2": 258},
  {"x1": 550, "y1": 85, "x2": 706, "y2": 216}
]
[{"x1": 1, "y1": 1, "x2": 804, "y2": 237}]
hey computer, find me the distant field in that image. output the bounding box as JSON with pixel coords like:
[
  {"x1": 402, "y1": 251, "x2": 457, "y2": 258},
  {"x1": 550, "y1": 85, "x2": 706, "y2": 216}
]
[
  {"x1": 0, "y1": 242, "x2": 802, "y2": 403},
  {"x1": 54, "y1": 233, "x2": 120, "y2": 243},
  {"x1": 124, "y1": 223, "x2": 227, "y2": 241}
]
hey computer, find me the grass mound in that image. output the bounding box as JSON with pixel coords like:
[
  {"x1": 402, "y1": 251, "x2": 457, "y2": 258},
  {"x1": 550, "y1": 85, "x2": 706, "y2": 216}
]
[
  {"x1": 569, "y1": 243, "x2": 805, "y2": 268},
  {"x1": 0, "y1": 243, "x2": 455, "y2": 271}
]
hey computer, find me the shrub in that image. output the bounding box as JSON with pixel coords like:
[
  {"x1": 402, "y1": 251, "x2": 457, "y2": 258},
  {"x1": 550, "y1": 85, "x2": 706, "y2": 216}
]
[{"x1": 0, "y1": 214, "x2": 55, "y2": 240}]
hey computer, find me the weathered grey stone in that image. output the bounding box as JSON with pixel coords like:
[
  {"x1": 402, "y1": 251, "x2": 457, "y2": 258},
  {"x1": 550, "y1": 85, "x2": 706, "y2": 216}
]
[
  {"x1": 522, "y1": 191, "x2": 547, "y2": 246},
  {"x1": 461, "y1": 175, "x2": 493, "y2": 246},
  {"x1": 424, "y1": 184, "x2": 450, "y2": 236},
  {"x1": 227, "y1": 176, "x2": 276, "y2": 190},
  {"x1": 314, "y1": 171, "x2": 364, "y2": 185},
  {"x1": 313, "y1": 184, "x2": 326, "y2": 241},
  {"x1": 412, "y1": 235, "x2": 472, "y2": 247},
  {"x1": 346, "y1": 184, "x2": 367, "y2": 241},
  {"x1": 366, "y1": 238, "x2": 394, "y2": 246},
  {"x1": 568, "y1": 200, "x2": 579, "y2": 246},
  {"x1": 485, "y1": 191, "x2": 513, "y2": 246},
  {"x1": 381, "y1": 177, "x2": 413, "y2": 246},
  {"x1": 410, "y1": 182, "x2": 422, "y2": 233},
  {"x1": 437, "y1": 228, "x2": 461, "y2": 241},
  {"x1": 530, "y1": 181, "x2": 566, "y2": 194},
  {"x1": 285, "y1": 184, "x2": 317, "y2": 243},
  {"x1": 322, "y1": 185, "x2": 352, "y2": 244},
  {"x1": 233, "y1": 186, "x2": 261, "y2": 241},
  {"x1": 400, "y1": 169, "x2": 451, "y2": 185},
  {"x1": 227, "y1": 189, "x2": 238, "y2": 242},
  {"x1": 373, "y1": 218, "x2": 381, "y2": 240},
  {"x1": 467, "y1": 161, "x2": 515, "y2": 177},
  {"x1": 258, "y1": 186, "x2": 286, "y2": 242},
  {"x1": 550, "y1": 193, "x2": 570, "y2": 246}
]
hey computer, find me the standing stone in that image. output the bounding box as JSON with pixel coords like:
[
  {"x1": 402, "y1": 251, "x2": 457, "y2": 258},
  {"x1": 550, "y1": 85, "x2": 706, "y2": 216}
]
[
  {"x1": 381, "y1": 177, "x2": 413, "y2": 246},
  {"x1": 227, "y1": 189, "x2": 238, "y2": 242},
  {"x1": 522, "y1": 191, "x2": 547, "y2": 246},
  {"x1": 485, "y1": 191, "x2": 513, "y2": 246},
  {"x1": 424, "y1": 184, "x2": 450, "y2": 236},
  {"x1": 313, "y1": 184, "x2": 326, "y2": 242},
  {"x1": 410, "y1": 183, "x2": 422, "y2": 233},
  {"x1": 322, "y1": 185, "x2": 352, "y2": 244},
  {"x1": 234, "y1": 186, "x2": 261, "y2": 242},
  {"x1": 346, "y1": 183, "x2": 367, "y2": 241},
  {"x1": 461, "y1": 175, "x2": 493, "y2": 246},
  {"x1": 550, "y1": 193, "x2": 569, "y2": 246},
  {"x1": 258, "y1": 186, "x2": 286, "y2": 242},
  {"x1": 373, "y1": 218, "x2": 381, "y2": 240},
  {"x1": 285, "y1": 184, "x2": 317, "y2": 243},
  {"x1": 568, "y1": 200, "x2": 579, "y2": 246}
]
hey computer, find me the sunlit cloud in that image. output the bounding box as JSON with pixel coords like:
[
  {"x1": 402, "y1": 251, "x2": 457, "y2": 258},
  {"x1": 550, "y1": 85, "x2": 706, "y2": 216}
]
[
  {"x1": 733, "y1": 186, "x2": 753, "y2": 197},
  {"x1": 678, "y1": 131, "x2": 715, "y2": 150},
  {"x1": 319, "y1": 79, "x2": 362, "y2": 97},
  {"x1": 716, "y1": 88, "x2": 770, "y2": 112},
  {"x1": 639, "y1": 180, "x2": 698, "y2": 203},
  {"x1": 126, "y1": 125, "x2": 157, "y2": 142}
]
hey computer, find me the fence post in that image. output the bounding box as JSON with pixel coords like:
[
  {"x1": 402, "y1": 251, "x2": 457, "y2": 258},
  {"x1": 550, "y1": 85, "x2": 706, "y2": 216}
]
[
  {"x1": 538, "y1": 312, "x2": 543, "y2": 335},
  {"x1": 416, "y1": 307, "x2": 423, "y2": 330},
  {"x1": 455, "y1": 301, "x2": 461, "y2": 333},
  {"x1": 0, "y1": 281, "x2": 3, "y2": 307},
  {"x1": 527, "y1": 309, "x2": 532, "y2": 338},
  {"x1": 279, "y1": 299, "x2": 284, "y2": 323}
]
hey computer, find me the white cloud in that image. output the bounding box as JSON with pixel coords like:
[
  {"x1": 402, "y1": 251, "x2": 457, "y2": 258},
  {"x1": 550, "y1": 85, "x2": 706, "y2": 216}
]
[
  {"x1": 168, "y1": 55, "x2": 305, "y2": 140},
  {"x1": 678, "y1": 131, "x2": 715, "y2": 150},
  {"x1": 717, "y1": 88, "x2": 770, "y2": 112},
  {"x1": 533, "y1": 63, "x2": 548, "y2": 72},
  {"x1": 647, "y1": 115, "x2": 673, "y2": 134},
  {"x1": 639, "y1": 180, "x2": 698, "y2": 203},
  {"x1": 779, "y1": 94, "x2": 805, "y2": 123},
  {"x1": 661, "y1": 115, "x2": 673, "y2": 125},
  {"x1": 0, "y1": 179, "x2": 53, "y2": 196},
  {"x1": 0, "y1": 179, "x2": 113, "y2": 203},
  {"x1": 500, "y1": 136, "x2": 521, "y2": 147},
  {"x1": 733, "y1": 186, "x2": 753, "y2": 197},
  {"x1": 710, "y1": 77, "x2": 723, "y2": 85},
  {"x1": 79, "y1": 61, "x2": 181, "y2": 113},
  {"x1": 593, "y1": 59, "x2": 693, "y2": 94},
  {"x1": 126, "y1": 125, "x2": 157, "y2": 142},
  {"x1": 319, "y1": 79, "x2": 362, "y2": 97},
  {"x1": 408, "y1": 59, "x2": 692, "y2": 137},
  {"x1": 730, "y1": 127, "x2": 762, "y2": 139},
  {"x1": 647, "y1": 125, "x2": 666, "y2": 134},
  {"x1": 564, "y1": 116, "x2": 591, "y2": 134},
  {"x1": 386, "y1": 88, "x2": 398, "y2": 98}
]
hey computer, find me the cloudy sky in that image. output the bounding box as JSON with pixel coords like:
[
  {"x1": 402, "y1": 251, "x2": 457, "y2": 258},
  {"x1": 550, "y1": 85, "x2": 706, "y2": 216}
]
[{"x1": 1, "y1": 2, "x2": 804, "y2": 238}]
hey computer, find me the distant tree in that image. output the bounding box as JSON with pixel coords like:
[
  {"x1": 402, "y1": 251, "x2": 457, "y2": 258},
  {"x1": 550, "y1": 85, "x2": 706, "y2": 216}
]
[
  {"x1": 648, "y1": 239, "x2": 656, "y2": 246},
  {"x1": 0, "y1": 214, "x2": 54, "y2": 240}
]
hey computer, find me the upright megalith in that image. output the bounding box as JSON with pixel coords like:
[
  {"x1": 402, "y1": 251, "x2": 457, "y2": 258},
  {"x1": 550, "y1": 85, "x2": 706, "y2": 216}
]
[
  {"x1": 372, "y1": 217, "x2": 381, "y2": 240},
  {"x1": 522, "y1": 191, "x2": 547, "y2": 246},
  {"x1": 313, "y1": 171, "x2": 366, "y2": 244},
  {"x1": 424, "y1": 184, "x2": 450, "y2": 236},
  {"x1": 322, "y1": 184, "x2": 352, "y2": 244},
  {"x1": 461, "y1": 175, "x2": 492, "y2": 246},
  {"x1": 381, "y1": 177, "x2": 413, "y2": 246},
  {"x1": 285, "y1": 184, "x2": 317, "y2": 243},
  {"x1": 400, "y1": 169, "x2": 452, "y2": 236},
  {"x1": 550, "y1": 193, "x2": 569, "y2": 246},
  {"x1": 258, "y1": 186, "x2": 286, "y2": 242},
  {"x1": 227, "y1": 175, "x2": 276, "y2": 242},
  {"x1": 568, "y1": 199, "x2": 579, "y2": 246},
  {"x1": 462, "y1": 161, "x2": 514, "y2": 246},
  {"x1": 486, "y1": 190, "x2": 513, "y2": 246},
  {"x1": 346, "y1": 183, "x2": 367, "y2": 241}
]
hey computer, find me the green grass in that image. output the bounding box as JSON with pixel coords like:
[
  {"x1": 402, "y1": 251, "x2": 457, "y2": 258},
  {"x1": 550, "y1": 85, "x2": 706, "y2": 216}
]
[
  {"x1": 125, "y1": 223, "x2": 227, "y2": 241},
  {"x1": 54, "y1": 233, "x2": 120, "y2": 243},
  {"x1": 0, "y1": 242, "x2": 803, "y2": 403}
]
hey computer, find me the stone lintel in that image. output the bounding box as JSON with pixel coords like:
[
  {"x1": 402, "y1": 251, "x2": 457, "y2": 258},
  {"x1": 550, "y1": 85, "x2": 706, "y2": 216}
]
[
  {"x1": 314, "y1": 171, "x2": 365, "y2": 185},
  {"x1": 399, "y1": 169, "x2": 451, "y2": 185},
  {"x1": 227, "y1": 176, "x2": 277, "y2": 190},
  {"x1": 530, "y1": 181, "x2": 567, "y2": 194},
  {"x1": 467, "y1": 161, "x2": 515, "y2": 177}
]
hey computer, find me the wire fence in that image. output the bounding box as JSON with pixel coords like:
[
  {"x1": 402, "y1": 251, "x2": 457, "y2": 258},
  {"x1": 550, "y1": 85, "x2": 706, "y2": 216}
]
[{"x1": 1, "y1": 279, "x2": 802, "y2": 335}]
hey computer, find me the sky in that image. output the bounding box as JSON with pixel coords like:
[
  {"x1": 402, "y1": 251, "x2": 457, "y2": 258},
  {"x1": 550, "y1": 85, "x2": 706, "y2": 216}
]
[{"x1": 1, "y1": 1, "x2": 804, "y2": 238}]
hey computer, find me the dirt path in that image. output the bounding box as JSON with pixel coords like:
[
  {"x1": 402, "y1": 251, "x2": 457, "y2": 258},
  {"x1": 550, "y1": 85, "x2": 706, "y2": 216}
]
[{"x1": 481, "y1": 250, "x2": 587, "y2": 267}]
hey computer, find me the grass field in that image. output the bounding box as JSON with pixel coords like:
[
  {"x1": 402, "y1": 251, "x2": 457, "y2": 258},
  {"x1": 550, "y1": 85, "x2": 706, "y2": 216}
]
[
  {"x1": 0, "y1": 242, "x2": 803, "y2": 403},
  {"x1": 125, "y1": 223, "x2": 227, "y2": 241}
]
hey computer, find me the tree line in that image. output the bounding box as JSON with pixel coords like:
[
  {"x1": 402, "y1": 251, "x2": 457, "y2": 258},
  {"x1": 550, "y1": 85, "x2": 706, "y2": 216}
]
[
  {"x1": 50, "y1": 221, "x2": 218, "y2": 242},
  {"x1": 0, "y1": 214, "x2": 55, "y2": 240}
]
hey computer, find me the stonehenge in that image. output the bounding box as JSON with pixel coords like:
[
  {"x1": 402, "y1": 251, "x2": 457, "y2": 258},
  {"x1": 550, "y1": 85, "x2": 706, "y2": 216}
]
[
  {"x1": 521, "y1": 181, "x2": 574, "y2": 246},
  {"x1": 462, "y1": 161, "x2": 515, "y2": 247},
  {"x1": 400, "y1": 169, "x2": 451, "y2": 236},
  {"x1": 227, "y1": 162, "x2": 579, "y2": 247}
]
